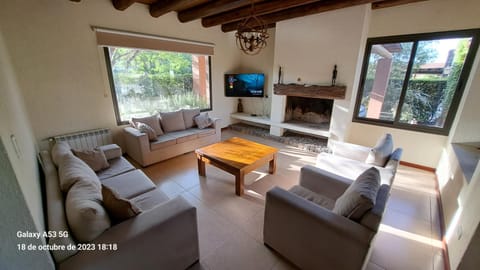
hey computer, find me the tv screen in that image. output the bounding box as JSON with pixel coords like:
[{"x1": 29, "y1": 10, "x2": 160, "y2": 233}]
[{"x1": 225, "y1": 73, "x2": 265, "y2": 97}]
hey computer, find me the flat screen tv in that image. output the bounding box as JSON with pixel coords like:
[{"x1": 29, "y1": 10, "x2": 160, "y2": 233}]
[{"x1": 225, "y1": 73, "x2": 265, "y2": 97}]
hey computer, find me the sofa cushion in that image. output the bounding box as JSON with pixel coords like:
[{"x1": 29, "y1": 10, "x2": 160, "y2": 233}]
[
  {"x1": 96, "y1": 144, "x2": 122, "y2": 160},
  {"x1": 160, "y1": 110, "x2": 186, "y2": 132},
  {"x1": 131, "y1": 115, "x2": 163, "y2": 136},
  {"x1": 366, "y1": 133, "x2": 393, "y2": 167},
  {"x1": 194, "y1": 113, "x2": 213, "y2": 129},
  {"x1": 101, "y1": 169, "x2": 156, "y2": 199},
  {"x1": 150, "y1": 135, "x2": 177, "y2": 151},
  {"x1": 316, "y1": 153, "x2": 394, "y2": 186},
  {"x1": 51, "y1": 141, "x2": 72, "y2": 166},
  {"x1": 333, "y1": 167, "x2": 380, "y2": 221},
  {"x1": 72, "y1": 149, "x2": 110, "y2": 172},
  {"x1": 96, "y1": 156, "x2": 136, "y2": 181},
  {"x1": 192, "y1": 127, "x2": 215, "y2": 138},
  {"x1": 168, "y1": 129, "x2": 199, "y2": 144},
  {"x1": 136, "y1": 122, "x2": 157, "y2": 141},
  {"x1": 289, "y1": 185, "x2": 335, "y2": 210},
  {"x1": 58, "y1": 152, "x2": 101, "y2": 192},
  {"x1": 182, "y1": 108, "x2": 201, "y2": 128},
  {"x1": 102, "y1": 185, "x2": 142, "y2": 224},
  {"x1": 65, "y1": 180, "x2": 111, "y2": 243},
  {"x1": 131, "y1": 188, "x2": 170, "y2": 211}
]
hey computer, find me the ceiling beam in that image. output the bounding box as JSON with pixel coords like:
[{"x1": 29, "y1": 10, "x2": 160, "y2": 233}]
[
  {"x1": 202, "y1": 0, "x2": 322, "y2": 28},
  {"x1": 150, "y1": 0, "x2": 193, "y2": 18},
  {"x1": 221, "y1": 0, "x2": 380, "y2": 32},
  {"x1": 372, "y1": 0, "x2": 428, "y2": 9},
  {"x1": 112, "y1": 0, "x2": 136, "y2": 11},
  {"x1": 178, "y1": 0, "x2": 260, "y2": 23}
]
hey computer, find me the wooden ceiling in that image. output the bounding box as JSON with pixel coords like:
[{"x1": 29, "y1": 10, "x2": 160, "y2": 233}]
[{"x1": 84, "y1": 0, "x2": 428, "y2": 32}]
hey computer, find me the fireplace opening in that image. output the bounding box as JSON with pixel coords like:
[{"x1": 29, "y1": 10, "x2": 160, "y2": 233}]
[{"x1": 285, "y1": 97, "x2": 333, "y2": 130}]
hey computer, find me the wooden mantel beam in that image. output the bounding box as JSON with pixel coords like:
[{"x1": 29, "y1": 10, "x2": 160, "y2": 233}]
[
  {"x1": 150, "y1": 0, "x2": 192, "y2": 18},
  {"x1": 202, "y1": 0, "x2": 321, "y2": 28},
  {"x1": 221, "y1": 0, "x2": 379, "y2": 32},
  {"x1": 372, "y1": 0, "x2": 428, "y2": 9},
  {"x1": 112, "y1": 0, "x2": 136, "y2": 11},
  {"x1": 178, "y1": 0, "x2": 257, "y2": 23}
]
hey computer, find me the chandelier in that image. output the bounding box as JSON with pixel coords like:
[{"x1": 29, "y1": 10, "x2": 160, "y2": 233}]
[{"x1": 235, "y1": 3, "x2": 269, "y2": 55}]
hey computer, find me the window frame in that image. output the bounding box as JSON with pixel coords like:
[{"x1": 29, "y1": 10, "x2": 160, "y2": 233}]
[
  {"x1": 103, "y1": 47, "x2": 213, "y2": 126},
  {"x1": 353, "y1": 29, "x2": 480, "y2": 135}
]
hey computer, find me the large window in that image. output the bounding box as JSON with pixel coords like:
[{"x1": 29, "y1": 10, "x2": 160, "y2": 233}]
[
  {"x1": 104, "y1": 47, "x2": 212, "y2": 125},
  {"x1": 353, "y1": 29, "x2": 480, "y2": 135}
]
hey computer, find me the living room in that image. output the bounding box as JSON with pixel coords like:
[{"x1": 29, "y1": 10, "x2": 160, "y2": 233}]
[{"x1": 1, "y1": 0, "x2": 479, "y2": 269}]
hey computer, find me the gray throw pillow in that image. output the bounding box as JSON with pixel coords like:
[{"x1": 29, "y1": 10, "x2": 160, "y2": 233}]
[
  {"x1": 72, "y1": 149, "x2": 110, "y2": 172},
  {"x1": 160, "y1": 110, "x2": 186, "y2": 132},
  {"x1": 136, "y1": 122, "x2": 157, "y2": 141},
  {"x1": 333, "y1": 167, "x2": 380, "y2": 221},
  {"x1": 194, "y1": 113, "x2": 213, "y2": 129},
  {"x1": 366, "y1": 133, "x2": 393, "y2": 167},
  {"x1": 131, "y1": 115, "x2": 163, "y2": 136},
  {"x1": 182, "y1": 108, "x2": 201, "y2": 128}
]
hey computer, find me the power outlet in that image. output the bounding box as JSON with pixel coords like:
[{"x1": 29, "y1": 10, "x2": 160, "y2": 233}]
[{"x1": 457, "y1": 225, "x2": 463, "y2": 240}]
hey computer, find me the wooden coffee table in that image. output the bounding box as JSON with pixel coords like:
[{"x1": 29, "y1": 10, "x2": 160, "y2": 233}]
[{"x1": 195, "y1": 137, "x2": 278, "y2": 196}]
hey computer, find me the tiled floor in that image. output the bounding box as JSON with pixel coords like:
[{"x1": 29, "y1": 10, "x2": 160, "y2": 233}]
[{"x1": 137, "y1": 130, "x2": 445, "y2": 270}]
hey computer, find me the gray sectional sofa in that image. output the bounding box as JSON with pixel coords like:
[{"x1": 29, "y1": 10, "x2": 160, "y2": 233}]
[
  {"x1": 124, "y1": 109, "x2": 221, "y2": 167},
  {"x1": 39, "y1": 141, "x2": 199, "y2": 270}
]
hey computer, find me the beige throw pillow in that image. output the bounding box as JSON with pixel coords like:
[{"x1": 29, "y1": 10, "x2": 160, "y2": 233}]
[
  {"x1": 65, "y1": 180, "x2": 111, "y2": 243},
  {"x1": 136, "y1": 122, "x2": 157, "y2": 141},
  {"x1": 58, "y1": 152, "x2": 101, "y2": 192},
  {"x1": 102, "y1": 185, "x2": 142, "y2": 223},
  {"x1": 366, "y1": 134, "x2": 394, "y2": 167},
  {"x1": 72, "y1": 149, "x2": 110, "y2": 172},
  {"x1": 160, "y1": 110, "x2": 186, "y2": 132},
  {"x1": 131, "y1": 115, "x2": 163, "y2": 136},
  {"x1": 333, "y1": 167, "x2": 380, "y2": 221},
  {"x1": 194, "y1": 113, "x2": 213, "y2": 129}
]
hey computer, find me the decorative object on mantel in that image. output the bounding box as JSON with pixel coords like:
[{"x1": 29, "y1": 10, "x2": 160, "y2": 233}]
[
  {"x1": 237, "y1": 98, "x2": 244, "y2": 113},
  {"x1": 278, "y1": 66, "x2": 282, "y2": 84},
  {"x1": 332, "y1": 65, "x2": 338, "y2": 86},
  {"x1": 273, "y1": 83, "x2": 346, "y2": 99},
  {"x1": 235, "y1": 1, "x2": 269, "y2": 55}
]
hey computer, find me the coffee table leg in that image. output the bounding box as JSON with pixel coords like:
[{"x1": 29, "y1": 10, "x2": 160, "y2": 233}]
[
  {"x1": 269, "y1": 154, "x2": 277, "y2": 174},
  {"x1": 197, "y1": 155, "x2": 206, "y2": 176},
  {"x1": 235, "y1": 171, "x2": 244, "y2": 196}
]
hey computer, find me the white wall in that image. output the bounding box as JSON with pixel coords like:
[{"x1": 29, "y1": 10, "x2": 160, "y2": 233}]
[
  {"x1": 271, "y1": 5, "x2": 371, "y2": 141},
  {"x1": 0, "y1": 0, "x2": 244, "y2": 148}
]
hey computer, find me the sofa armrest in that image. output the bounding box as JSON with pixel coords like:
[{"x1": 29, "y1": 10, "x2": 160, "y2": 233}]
[
  {"x1": 59, "y1": 196, "x2": 199, "y2": 270},
  {"x1": 211, "y1": 117, "x2": 221, "y2": 129},
  {"x1": 385, "y1": 148, "x2": 403, "y2": 171},
  {"x1": 264, "y1": 187, "x2": 374, "y2": 270},
  {"x1": 299, "y1": 165, "x2": 351, "y2": 199},
  {"x1": 331, "y1": 140, "x2": 371, "y2": 162},
  {"x1": 123, "y1": 127, "x2": 150, "y2": 166}
]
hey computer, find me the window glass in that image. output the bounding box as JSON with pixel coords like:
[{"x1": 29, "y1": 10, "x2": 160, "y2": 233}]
[
  {"x1": 105, "y1": 47, "x2": 211, "y2": 124},
  {"x1": 354, "y1": 30, "x2": 478, "y2": 135}
]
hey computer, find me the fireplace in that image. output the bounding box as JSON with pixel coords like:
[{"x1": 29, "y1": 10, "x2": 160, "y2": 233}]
[{"x1": 285, "y1": 97, "x2": 333, "y2": 129}]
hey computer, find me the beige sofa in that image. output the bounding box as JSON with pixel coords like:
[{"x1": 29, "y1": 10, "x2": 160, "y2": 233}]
[
  {"x1": 124, "y1": 109, "x2": 221, "y2": 167},
  {"x1": 39, "y1": 142, "x2": 199, "y2": 270}
]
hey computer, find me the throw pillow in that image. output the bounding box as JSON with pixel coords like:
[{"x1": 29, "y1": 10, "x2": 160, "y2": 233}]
[
  {"x1": 65, "y1": 178, "x2": 111, "y2": 243},
  {"x1": 160, "y1": 110, "x2": 186, "y2": 132},
  {"x1": 58, "y1": 152, "x2": 101, "y2": 193},
  {"x1": 182, "y1": 108, "x2": 201, "y2": 128},
  {"x1": 136, "y1": 122, "x2": 157, "y2": 141},
  {"x1": 72, "y1": 149, "x2": 110, "y2": 172},
  {"x1": 131, "y1": 115, "x2": 163, "y2": 136},
  {"x1": 194, "y1": 113, "x2": 213, "y2": 129},
  {"x1": 102, "y1": 185, "x2": 142, "y2": 224},
  {"x1": 333, "y1": 167, "x2": 380, "y2": 221},
  {"x1": 366, "y1": 133, "x2": 394, "y2": 167},
  {"x1": 51, "y1": 141, "x2": 72, "y2": 166}
]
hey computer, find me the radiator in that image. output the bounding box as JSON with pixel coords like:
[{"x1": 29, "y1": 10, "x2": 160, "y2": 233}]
[{"x1": 50, "y1": 128, "x2": 112, "y2": 150}]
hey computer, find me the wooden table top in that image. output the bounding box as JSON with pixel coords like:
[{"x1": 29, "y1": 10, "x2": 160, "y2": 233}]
[{"x1": 195, "y1": 137, "x2": 278, "y2": 170}]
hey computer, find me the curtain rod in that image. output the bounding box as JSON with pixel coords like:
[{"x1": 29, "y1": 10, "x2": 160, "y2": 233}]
[{"x1": 91, "y1": 26, "x2": 215, "y2": 48}]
